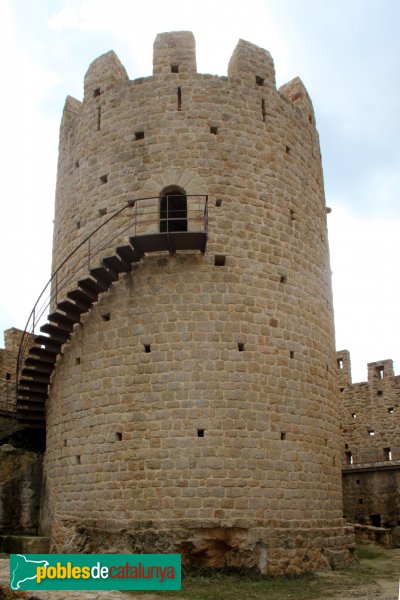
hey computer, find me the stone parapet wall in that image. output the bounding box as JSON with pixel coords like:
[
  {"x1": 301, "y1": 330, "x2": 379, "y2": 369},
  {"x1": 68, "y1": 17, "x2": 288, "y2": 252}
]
[
  {"x1": 338, "y1": 351, "x2": 400, "y2": 465},
  {"x1": 0, "y1": 444, "x2": 43, "y2": 535},
  {"x1": 339, "y1": 351, "x2": 400, "y2": 543},
  {"x1": 0, "y1": 329, "x2": 25, "y2": 414}
]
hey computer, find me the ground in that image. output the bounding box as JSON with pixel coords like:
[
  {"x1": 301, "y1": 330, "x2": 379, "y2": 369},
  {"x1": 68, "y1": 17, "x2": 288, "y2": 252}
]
[{"x1": 1, "y1": 545, "x2": 399, "y2": 599}]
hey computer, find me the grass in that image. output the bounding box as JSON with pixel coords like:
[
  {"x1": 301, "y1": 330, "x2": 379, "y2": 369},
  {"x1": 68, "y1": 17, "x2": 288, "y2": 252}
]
[{"x1": 126, "y1": 544, "x2": 400, "y2": 599}]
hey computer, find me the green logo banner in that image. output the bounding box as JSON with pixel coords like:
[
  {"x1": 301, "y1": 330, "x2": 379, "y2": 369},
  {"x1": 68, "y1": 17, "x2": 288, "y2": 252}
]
[{"x1": 10, "y1": 553, "x2": 181, "y2": 590}]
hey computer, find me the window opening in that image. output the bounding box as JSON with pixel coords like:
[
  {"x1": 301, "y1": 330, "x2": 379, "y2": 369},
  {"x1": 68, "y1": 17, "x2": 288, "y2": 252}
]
[
  {"x1": 214, "y1": 255, "x2": 226, "y2": 266},
  {"x1": 160, "y1": 186, "x2": 187, "y2": 232},
  {"x1": 345, "y1": 451, "x2": 353, "y2": 465},
  {"x1": 383, "y1": 447, "x2": 392, "y2": 461},
  {"x1": 370, "y1": 514, "x2": 381, "y2": 527},
  {"x1": 261, "y1": 99, "x2": 266, "y2": 122},
  {"x1": 177, "y1": 87, "x2": 182, "y2": 111}
]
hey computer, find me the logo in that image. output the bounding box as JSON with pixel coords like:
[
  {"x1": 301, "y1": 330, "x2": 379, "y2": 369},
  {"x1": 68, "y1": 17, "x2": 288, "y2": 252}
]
[{"x1": 10, "y1": 554, "x2": 181, "y2": 591}]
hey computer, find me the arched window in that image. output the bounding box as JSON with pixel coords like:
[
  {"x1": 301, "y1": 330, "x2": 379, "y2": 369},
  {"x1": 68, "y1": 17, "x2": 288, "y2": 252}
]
[{"x1": 160, "y1": 186, "x2": 187, "y2": 232}]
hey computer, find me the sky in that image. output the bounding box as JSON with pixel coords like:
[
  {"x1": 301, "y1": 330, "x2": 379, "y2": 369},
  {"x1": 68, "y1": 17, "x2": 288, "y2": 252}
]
[{"x1": 1, "y1": 0, "x2": 399, "y2": 383}]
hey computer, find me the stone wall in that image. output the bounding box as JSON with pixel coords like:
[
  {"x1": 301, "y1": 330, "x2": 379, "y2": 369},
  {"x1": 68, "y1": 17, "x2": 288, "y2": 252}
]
[
  {"x1": 39, "y1": 31, "x2": 353, "y2": 574},
  {"x1": 0, "y1": 444, "x2": 42, "y2": 536},
  {"x1": 342, "y1": 468, "x2": 400, "y2": 544},
  {"x1": 338, "y1": 350, "x2": 400, "y2": 543},
  {"x1": 338, "y1": 351, "x2": 400, "y2": 465},
  {"x1": 0, "y1": 329, "x2": 23, "y2": 414}
]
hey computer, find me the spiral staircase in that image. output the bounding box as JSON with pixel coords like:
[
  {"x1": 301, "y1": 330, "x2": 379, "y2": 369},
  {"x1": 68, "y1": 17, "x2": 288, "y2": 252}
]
[{"x1": 15, "y1": 195, "x2": 208, "y2": 430}]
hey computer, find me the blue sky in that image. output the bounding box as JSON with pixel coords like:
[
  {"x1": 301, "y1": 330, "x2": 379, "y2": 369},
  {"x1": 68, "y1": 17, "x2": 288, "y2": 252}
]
[{"x1": 1, "y1": 0, "x2": 400, "y2": 382}]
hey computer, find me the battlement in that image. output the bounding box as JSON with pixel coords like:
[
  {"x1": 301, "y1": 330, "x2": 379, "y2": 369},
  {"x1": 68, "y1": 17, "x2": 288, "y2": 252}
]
[
  {"x1": 83, "y1": 50, "x2": 128, "y2": 100},
  {"x1": 153, "y1": 31, "x2": 197, "y2": 75},
  {"x1": 336, "y1": 351, "x2": 396, "y2": 386},
  {"x1": 62, "y1": 31, "x2": 315, "y2": 139},
  {"x1": 339, "y1": 352, "x2": 399, "y2": 466}
]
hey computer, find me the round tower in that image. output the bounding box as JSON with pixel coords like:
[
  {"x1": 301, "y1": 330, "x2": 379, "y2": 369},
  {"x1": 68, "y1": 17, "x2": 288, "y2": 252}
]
[{"x1": 41, "y1": 32, "x2": 353, "y2": 574}]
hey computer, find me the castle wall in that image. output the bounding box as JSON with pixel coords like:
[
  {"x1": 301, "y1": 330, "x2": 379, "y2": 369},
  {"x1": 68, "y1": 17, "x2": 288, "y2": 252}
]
[
  {"x1": 338, "y1": 352, "x2": 400, "y2": 465},
  {"x1": 338, "y1": 351, "x2": 400, "y2": 543},
  {"x1": 0, "y1": 328, "x2": 24, "y2": 413},
  {"x1": 41, "y1": 32, "x2": 353, "y2": 574},
  {"x1": 0, "y1": 444, "x2": 42, "y2": 536}
]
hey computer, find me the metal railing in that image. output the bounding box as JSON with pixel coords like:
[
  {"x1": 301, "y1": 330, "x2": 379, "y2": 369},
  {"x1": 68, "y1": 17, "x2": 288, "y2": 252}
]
[{"x1": 16, "y1": 195, "x2": 208, "y2": 393}]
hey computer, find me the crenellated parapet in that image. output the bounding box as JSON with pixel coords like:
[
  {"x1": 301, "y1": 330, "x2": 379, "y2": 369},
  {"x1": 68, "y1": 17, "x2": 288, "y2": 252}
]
[
  {"x1": 279, "y1": 77, "x2": 316, "y2": 127},
  {"x1": 227, "y1": 38, "x2": 275, "y2": 88},
  {"x1": 338, "y1": 351, "x2": 400, "y2": 466},
  {"x1": 339, "y1": 352, "x2": 400, "y2": 540},
  {"x1": 54, "y1": 31, "x2": 322, "y2": 284},
  {"x1": 83, "y1": 50, "x2": 129, "y2": 100},
  {"x1": 153, "y1": 31, "x2": 197, "y2": 75}
]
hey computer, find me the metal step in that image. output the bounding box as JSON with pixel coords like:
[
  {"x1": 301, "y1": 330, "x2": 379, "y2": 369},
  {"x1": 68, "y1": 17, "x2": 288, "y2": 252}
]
[
  {"x1": 17, "y1": 399, "x2": 45, "y2": 409},
  {"x1": 67, "y1": 289, "x2": 95, "y2": 308},
  {"x1": 57, "y1": 300, "x2": 83, "y2": 320},
  {"x1": 24, "y1": 357, "x2": 54, "y2": 372},
  {"x1": 129, "y1": 239, "x2": 144, "y2": 257},
  {"x1": 29, "y1": 347, "x2": 57, "y2": 364},
  {"x1": 21, "y1": 368, "x2": 51, "y2": 383},
  {"x1": 16, "y1": 410, "x2": 45, "y2": 420},
  {"x1": 90, "y1": 266, "x2": 118, "y2": 287},
  {"x1": 48, "y1": 312, "x2": 78, "y2": 330},
  {"x1": 78, "y1": 277, "x2": 107, "y2": 295},
  {"x1": 16, "y1": 420, "x2": 45, "y2": 429},
  {"x1": 34, "y1": 335, "x2": 63, "y2": 353},
  {"x1": 16, "y1": 399, "x2": 46, "y2": 409},
  {"x1": 18, "y1": 379, "x2": 49, "y2": 392},
  {"x1": 18, "y1": 388, "x2": 47, "y2": 400},
  {"x1": 103, "y1": 255, "x2": 130, "y2": 274},
  {"x1": 40, "y1": 323, "x2": 71, "y2": 342},
  {"x1": 117, "y1": 244, "x2": 143, "y2": 264}
]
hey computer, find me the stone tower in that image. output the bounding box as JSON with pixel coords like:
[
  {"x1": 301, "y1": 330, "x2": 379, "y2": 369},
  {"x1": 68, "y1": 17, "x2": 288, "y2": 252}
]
[{"x1": 35, "y1": 32, "x2": 353, "y2": 573}]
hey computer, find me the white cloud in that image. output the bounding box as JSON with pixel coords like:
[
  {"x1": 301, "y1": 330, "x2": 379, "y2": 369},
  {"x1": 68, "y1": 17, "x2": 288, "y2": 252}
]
[
  {"x1": 48, "y1": 0, "x2": 293, "y2": 80},
  {"x1": 0, "y1": 0, "x2": 58, "y2": 335},
  {"x1": 329, "y1": 204, "x2": 400, "y2": 382}
]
